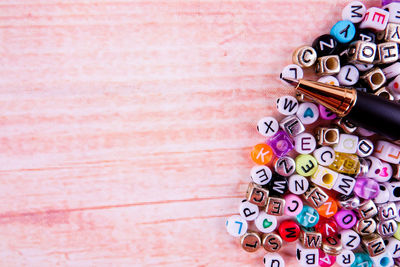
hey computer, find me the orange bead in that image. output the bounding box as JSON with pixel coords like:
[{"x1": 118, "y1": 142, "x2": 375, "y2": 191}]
[
  {"x1": 317, "y1": 197, "x2": 338, "y2": 218},
  {"x1": 251, "y1": 144, "x2": 274, "y2": 165}
]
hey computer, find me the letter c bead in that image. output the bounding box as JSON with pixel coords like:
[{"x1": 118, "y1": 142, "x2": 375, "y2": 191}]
[{"x1": 284, "y1": 194, "x2": 303, "y2": 216}]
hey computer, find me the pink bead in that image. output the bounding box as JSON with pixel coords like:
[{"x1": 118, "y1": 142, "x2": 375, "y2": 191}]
[
  {"x1": 334, "y1": 209, "x2": 357, "y2": 229},
  {"x1": 318, "y1": 104, "x2": 337, "y2": 120},
  {"x1": 319, "y1": 249, "x2": 336, "y2": 267},
  {"x1": 284, "y1": 194, "x2": 303, "y2": 216},
  {"x1": 353, "y1": 178, "x2": 379, "y2": 199}
]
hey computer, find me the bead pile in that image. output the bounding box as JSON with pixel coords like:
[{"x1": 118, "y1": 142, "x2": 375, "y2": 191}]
[{"x1": 225, "y1": 1, "x2": 400, "y2": 267}]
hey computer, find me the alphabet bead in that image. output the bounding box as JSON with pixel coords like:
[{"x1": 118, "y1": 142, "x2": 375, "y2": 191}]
[
  {"x1": 360, "y1": 67, "x2": 386, "y2": 91},
  {"x1": 262, "y1": 232, "x2": 283, "y2": 253},
  {"x1": 338, "y1": 194, "x2": 360, "y2": 209},
  {"x1": 257, "y1": 117, "x2": 279, "y2": 138},
  {"x1": 279, "y1": 115, "x2": 305, "y2": 137},
  {"x1": 333, "y1": 134, "x2": 359, "y2": 154},
  {"x1": 361, "y1": 234, "x2": 386, "y2": 256},
  {"x1": 386, "y1": 181, "x2": 400, "y2": 202},
  {"x1": 334, "y1": 209, "x2": 357, "y2": 229},
  {"x1": 313, "y1": 146, "x2": 335, "y2": 166},
  {"x1": 278, "y1": 220, "x2": 301, "y2": 242},
  {"x1": 317, "y1": 196, "x2": 338, "y2": 218},
  {"x1": 394, "y1": 222, "x2": 400, "y2": 239},
  {"x1": 288, "y1": 174, "x2": 309, "y2": 195},
  {"x1": 332, "y1": 174, "x2": 356, "y2": 196},
  {"x1": 311, "y1": 165, "x2": 339, "y2": 190},
  {"x1": 296, "y1": 243, "x2": 319, "y2": 267},
  {"x1": 370, "y1": 252, "x2": 393, "y2": 267},
  {"x1": 373, "y1": 183, "x2": 390, "y2": 204},
  {"x1": 266, "y1": 197, "x2": 285, "y2": 216},
  {"x1": 376, "y1": 42, "x2": 399, "y2": 64},
  {"x1": 347, "y1": 41, "x2": 376, "y2": 64},
  {"x1": 354, "y1": 218, "x2": 376, "y2": 236},
  {"x1": 276, "y1": 95, "x2": 299, "y2": 115},
  {"x1": 336, "y1": 249, "x2": 355, "y2": 266},
  {"x1": 374, "y1": 140, "x2": 400, "y2": 164},
  {"x1": 267, "y1": 130, "x2": 294, "y2": 157},
  {"x1": 354, "y1": 29, "x2": 376, "y2": 43},
  {"x1": 318, "y1": 104, "x2": 337, "y2": 120},
  {"x1": 341, "y1": 229, "x2": 361, "y2": 250},
  {"x1": 331, "y1": 20, "x2": 356, "y2": 43},
  {"x1": 240, "y1": 231, "x2": 261, "y2": 252},
  {"x1": 284, "y1": 194, "x2": 303, "y2": 216},
  {"x1": 321, "y1": 235, "x2": 342, "y2": 256},
  {"x1": 383, "y1": 2, "x2": 400, "y2": 23},
  {"x1": 378, "y1": 202, "x2": 398, "y2": 221},
  {"x1": 274, "y1": 156, "x2": 295, "y2": 177},
  {"x1": 394, "y1": 164, "x2": 400, "y2": 180},
  {"x1": 317, "y1": 76, "x2": 339, "y2": 86},
  {"x1": 352, "y1": 253, "x2": 372, "y2": 267},
  {"x1": 315, "y1": 55, "x2": 341, "y2": 75},
  {"x1": 226, "y1": 215, "x2": 248, "y2": 237},
  {"x1": 377, "y1": 219, "x2": 398, "y2": 236},
  {"x1": 299, "y1": 230, "x2": 322, "y2": 248},
  {"x1": 315, "y1": 218, "x2": 339, "y2": 238},
  {"x1": 250, "y1": 165, "x2": 273, "y2": 186},
  {"x1": 333, "y1": 118, "x2": 357, "y2": 134},
  {"x1": 304, "y1": 184, "x2": 329, "y2": 209},
  {"x1": 336, "y1": 65, "x2": 359, "y2": 86},
  {"x1": 315, "y1": 127, "x2": 339, "y2": 146},
  {"x1": 296, "y1": 205, "x2": 320, "y2": 227},
  {"x1": 386, "y1": 237, "x2": 400, "y2": 258},
  {"x1": 342, "y1": 1, "x2": 366, "y2": 23},
  {"x1": 365, "y1": 156, "x2": 383, "y2": 179},
  {"x1": 280, "y1": 64, "x2": 303, "y2": 81},
  {"x1": 263, "y1": 253, "x2": 285, "y2": 267},
  {"x1": 246, "y1": 182, "x2": 269, "y2": 207},
  {"x1": 255, "y1": 212, "x2": 277, "y2": 234},
  {"x1": 383, "y1": 61, "x2": 400, "y2": 79},
  {"x1": 329, "y1": 152, "x2": 360, "y2": 175},
  {"x1": 356, "y1": 139, "x2": 374, "y2": 158},
  {"x1": 312, "y1": 34, "x2": 339, "y2": 57},
  {"x1": 251, "y1": 144, "x2": 274, "y2": 165},
  {"x1": 294, "y1": 133, "x2": 316, "y2": 154},
  {"x1": 239, "y1": 200, "x2": 259, "y2": 221},
  {"x1": 268, "y1": 175, "x2": 288, "y2": 196},
  {"x1": 296, "y1": 103, "x2": 319, "y2": 125},
  {"x1": 295, "y1": 154, "x2": 318, "y2": 176},
  {"x1": 292, "y1": 45, "x2": 318, "y2": 68},
  {"x1": 360, "y1": 7, "x2": 390, "y2": 31},
  {"x1": 357, "y1": 200, "x2": 378, "y2": 219}
]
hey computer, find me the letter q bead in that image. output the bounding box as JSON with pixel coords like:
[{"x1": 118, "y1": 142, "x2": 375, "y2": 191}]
[{"x1": 226, "y1": 215, "x2": 248, "y2": 237}]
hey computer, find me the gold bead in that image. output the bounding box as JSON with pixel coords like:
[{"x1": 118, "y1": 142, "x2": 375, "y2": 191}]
[
  {"x1": 292, "y1": 45, "x2": 318, "y2": 68},
  {"x1": 240, "y1": 231, "x2": 261, "y2": 253}
]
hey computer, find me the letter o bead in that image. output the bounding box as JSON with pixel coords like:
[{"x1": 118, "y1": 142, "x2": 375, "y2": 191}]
[
  {"x1": 295, "y1": 154, "x2": 318, "y2": 176},
  {"x1": 278, "y1": 220, "x2": 301, "y2": 242},
  {"x1": 226, "y1": 215, "x2": 248, "y2": 237},
  {"x1": 334, "y1": 209, "x2": 357, "y2": 229},
  {"x1": 297, "y1": 205, "x2": 320, "y2": 227},
  {"x1": 251, "y1": 144, "x2": 274, "y2": 165},
  {"x1": 263, "y1": 253, "x2": 285, "y2": 267},
  {"x1": 284, "y1": 194, "x2": 303, "y2": 216}
]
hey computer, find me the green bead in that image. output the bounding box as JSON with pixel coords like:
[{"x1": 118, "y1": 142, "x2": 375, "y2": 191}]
[
  {"x1": 394, "y1": 222, "x2": 400, "y2": 240},
  {"x1": 295, "y1": 154, "x2": 318, "y2": 176}
]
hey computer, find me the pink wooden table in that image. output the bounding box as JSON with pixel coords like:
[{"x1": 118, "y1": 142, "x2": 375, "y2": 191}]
[{"x1": 0, "y1": 1, "x2": 380, "y2": 266}]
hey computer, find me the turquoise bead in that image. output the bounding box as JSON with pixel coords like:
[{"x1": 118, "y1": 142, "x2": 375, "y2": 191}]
[
  {"x1": 330, "y1": 20, "x2": 356, "y2": 43},
  {"x1": 296, "y1": 205, "x2": 319, "y2": 227},
  {"x1": 351, "y1": 253, "x2": 372, "y2": 267}
]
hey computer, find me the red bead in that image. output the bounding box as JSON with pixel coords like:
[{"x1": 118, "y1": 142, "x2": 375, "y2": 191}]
[
  {"x1": 278, "y1": 220, "x2": 300, "y2": 242},
  {"x1": 315, "y1": 218, "x2": 338, "y2": 238}
]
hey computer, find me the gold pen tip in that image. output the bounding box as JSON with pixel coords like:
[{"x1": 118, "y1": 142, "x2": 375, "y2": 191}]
[{"x1": 280, "y1": 76, "x2": 299, "y2": 87}]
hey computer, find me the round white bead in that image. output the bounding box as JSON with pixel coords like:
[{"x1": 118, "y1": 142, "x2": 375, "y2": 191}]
[
  {"x1": 239, "y1": 200, "x2": 259, "y2": 221},
  {"x1": 294, "y1": 132, "x2": 316, "y2": 154},
  {"x1": 276, "y1": 95, "x2": 299, "y2": 115},
  {"x1": 373, "y1": 183, "x2": 390, "y2": 204},
  {"x1": 387, "y1": 237, "x2": 400, "y2": 258},
  {"x1": 288, "y1": 174, "x2": 309, "y2": 195},
  {"x1": 365, "y1": 156, "x2": 383, "y2": 179},
  {"x1": 226, "y1": 215, "x2": 248, "y2": 237},
  {"x1": 296, "y1": 102, "x2": 319, "y2": 125},
  {"x1": 280, "y1": 64, "x2": 304, "y2": 81},
  {"x1": 318, "y1": 75, "x2": 339, "y2": 86},
  {"x1": 337, "y1": 65, "x2": 359, "y2": 86},
  {"x1": 264, "y1": 253, "x2": 285, "y2": 267},
  {"x1": 251, "y1": 165, "x2": 272, "y2": 186},
  {"x1": 375, "y1": 162, "x2": 393, "y2": 183},
  {"x1": 340, "y1": 229, "x2": 360, "y2": 250},
  {"x1": 341, "y1": 1, "x2": 366, "y2": 23},
  {"x1": 257, "y1": 117, "x2": 279, "y2": 137},
  {"x1": 355, "y1": 63, "x2": 374, "y2": 72},
  {"x1": 336, "y1": 249, "x2": 355, "y2": 266},
  {"x1": 255, "y1": 212, "x2": 277, "y2": 233},
  {"x1": 313, "y1": 146, "x2": 335, "y2": 166}
]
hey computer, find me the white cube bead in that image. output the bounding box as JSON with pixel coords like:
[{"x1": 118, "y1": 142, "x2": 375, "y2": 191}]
[
  {"x1": 313, "y1": 146, "x2": 335, "y2": 166},
  {"x1": 342, "y1": 1, "x2": 366, "y2": 23},
  {"x1": 365, "y1": 156, "x2": 383, "y2": 179},
  {"x1": 276, "y1": 95, "x2": 299, "y2": 115},
  {"x1": 360, "y1": 7, "x2": 390, "y2": 31},
  {"x1": 337, "y1": 65, "x2": 359, "y2": 86},
  {"x1": 383, "y1": 2, "x2": 400, "y2": 23},
  {"x1": 333, "y1": 134, "x2": 359, "y2": 154},
  {"x1": 296, "y1": 243, "x2": 319, "y2": 267},
  {"x1": 388, "y1": 75, "x2": 400, "y2": 100},
  {"x1": 340, "y1": 229, "x2": 360, "y2": 250},
  {"x1": 387, "y1": 237, "x2": 400, "y2": 258},
  {"x1": 333, "y1": 174, "x2": 356, "y2": 196},
  {"x1": 257, "y1": 117, "x2": 279, "y2": 137},
  {"x1": 370, "y1": 252, "x2": 393, "y2": 267},
  {"x1": 264, "y1": 253, "x2": 285, "y2": 267},
  {"x1": 336, "y1": 249, "x2": 355, "y2": 267},
  {"x1": 296, "y1": 102, "x2": 319, "y2": 125},
  {"x1": 375, "y1": 161, "x2": 393, "y2": 183},
  {"x1": 357, "y1": 139, "x2": 374, "y2": 157},
  {"x1": 373, "y1": 183, "x2": 390, "y2": 204},
  {"x1": 385, "y1": 181, "x2": 400, "y2": 202},
  {"x1": 317, "y1": 75, "x2": 339, "y2": 85},
  {"x1": 311, "y1": 165, "x2": 339, "y2": 189},
  {"x1": 226, "y1": 215, "x2": 248, "y2": 237},
  {"x1": 251, "y1": 165, "x2": 272, "y2": 186},
  {"x1": 288, "y1": 174, "x2": 309, "y2": 195},
  {"x1": 280, "y1": 64, "x2": 303, "y2": 81},
  {"x1": 383, "y1": 62, "x2": 400, "y2": 79},
  {"x1": 239, "y1": 200, "x2": 259, "y2": 221},
  {"x1": 294, "y1": 133, "x2": 316, "y2": 154},
  {"x1": 374, "y1": 140, "x2": 400, "y2": 164},
  {"x1": 255, "y1": 212, "x2": 277, "y2": 233}
]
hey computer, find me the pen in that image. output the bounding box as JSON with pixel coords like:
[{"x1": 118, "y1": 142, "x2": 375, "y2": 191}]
[{"x1": 282, "y1": 77, "x2": 400, "y2": 141}]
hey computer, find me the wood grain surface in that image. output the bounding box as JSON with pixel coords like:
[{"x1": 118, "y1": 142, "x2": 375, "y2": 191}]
[{"x1": 0, "y1": 0, "x2": 380, "y2": 266}]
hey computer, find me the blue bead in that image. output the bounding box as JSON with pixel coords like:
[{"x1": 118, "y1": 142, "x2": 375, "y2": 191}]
[
  {"x1": 296, "y1": 205, "x2": 319, "y2": 227},
  {"x1": 330, "y1": 20, "x2": 356, "y2": 43},
  {"x1": 351, "y1": 253, "x2": 372, "y2": 267}
]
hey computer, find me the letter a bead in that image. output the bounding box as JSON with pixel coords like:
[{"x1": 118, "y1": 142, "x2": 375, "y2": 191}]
[
  {"x1": 251, "y1": 144, "x2": 274, "y2": 165},
  {"x1": 297, "y1": 205, "x2": 319, "y2": 227},
  {"x1": 226, "y1": 215, "x2": 248, "y2": 237},
  {"x1": 278, "y1": 220, "x2": 300, "y2": 242},
  {"x1": 318, "y1": 250, "x2": 336, "y2": 267},
  {"x1": 295, "y1": 154, "x2": 318, "y2": 176}
]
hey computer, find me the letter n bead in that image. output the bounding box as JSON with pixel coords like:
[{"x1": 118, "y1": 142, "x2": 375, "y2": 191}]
[
  {"x1": 251, "y1": 144, "x2": 274, "y2": 165},
  {"x1": 317, "y1": 197, "x2": 338, "y2": 218},
  {"x1": 340, "y1": 229, "x2": 361, "y2": 250},
  {"x1": 361, "y1": 234, "x2": 386, "y2": 257}
]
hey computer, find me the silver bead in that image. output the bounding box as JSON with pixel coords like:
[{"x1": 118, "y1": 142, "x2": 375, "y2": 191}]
[
  {"x1": 299, "y1": 230, "x2": 322, "y2": 249},
  {"x1": 361, "y1": 234, "x2": 386, "y2": 257},
  {"x1": 274, "y1": 156, "x2": 296, "y2": 177},
  {"x1": 266, "y1": 197, "x2": 285, "y2": 216},
  {"x1": 360, "y1": 67, "x2": 387, "y2": 92},
  {"x1": 347, "y1": 40, "x2": 377, "y2": 64},
  {"x1": 380, "y1": 23, "x2": 400, "y2": 43},
  {"x1": 246, "y1": 182, "x2": 269, "y2": 207},
  {"x1": 354, "y1": 218, "x2": 376, "y2": 236},
  {"x1": 292, "y1": 45, "x2": 318, "y2": 68},
  {"x1": 315, "y1": 55, "x2": 341, "y2": 76},
  {"x1": 393, "y1": 164, "x2": 400, "y2": 180},
  {"x1": 279, "y1": 115, "x2": 305, "y2": 137},
  {"x1": 338, "y1": 194, "x2": 360, "y2": 209},
  {"x1": 333, "y1": 118, "x2": 357, "y2": 134},
  {"x1": 375, "y1": 42, "x2": 399, "y2": 64},
  {"x1": 356, "y1": 158, "x2": 370, "y2": 177},
  {"x1": 377, "y1": 219, "x2": 398, "y2": 237},
  {"x1": 314, "y1": 127, "x2": 340, "y2": 146},
  {"x1": 357, "y1": 200, "x2": 378, "y2": 220},
  {"x1": 378, "y1": 202, "x2": 398, "y2": 221},
  {"x1": 303, "y1": 184, "x2": 329, "y2": 209},
  {"x1": 322, "y1": 236, "x2": 342, "y2": 256}
]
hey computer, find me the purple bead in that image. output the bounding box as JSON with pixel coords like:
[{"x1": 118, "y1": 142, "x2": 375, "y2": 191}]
[
  {"x1": 353, "y1": 178, "x2": 379, "y2": 199},
  {"x1": 318, "y1": 104, "x2": 337, "y2": 120},
  {"x1": 382, "y1": 0, "x2": 400, "y2": 6},
  {"x1": 267, "y1": 130, "x2": 294, "y2": 157},
  {"x1": 334, "y1": 209, "x2": 357, "y2": 229}
]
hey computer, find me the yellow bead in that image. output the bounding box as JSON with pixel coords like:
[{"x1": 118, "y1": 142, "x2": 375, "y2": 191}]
[
  {"x1": 394, "y1": 222, "x2": 400, "y2": 240},
  {"x1": 329, "y1": 152, "x2": 360, "y2": 175},
  {"x1": 295, "y1": 154, "x2": 318, "y2": 176}
]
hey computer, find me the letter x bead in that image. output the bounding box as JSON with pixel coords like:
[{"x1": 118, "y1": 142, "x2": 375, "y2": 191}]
[{"x1": 257, "y1": 117, "x2": 279, "y2": 138}]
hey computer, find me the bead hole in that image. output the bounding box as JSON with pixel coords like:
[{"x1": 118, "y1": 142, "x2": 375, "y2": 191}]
[
  {"x1": 325, "y1": 57, "x2": 338, "y2": 71},
  {"x1": 379, "y1": 91, "x2": 390, "y2": 99},
  {"x1": 322, "y1": 173, "x2": 334, "y2": 184},
  {"x1": 325, "y1": 129, "x2": 337, "y2": 142},
  {"x1": 371, "y1": 73, "x2": 383, "y2": 85}
]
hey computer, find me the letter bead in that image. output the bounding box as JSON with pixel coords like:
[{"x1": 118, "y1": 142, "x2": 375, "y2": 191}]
[
  {"x1": 333, "y1": 133, "x2": 359, "y2": 154},
  {"x1": 374, "y1": 140, "x2": 400, "y2": 164},
  {"x1": 376, "y1": 161, "x2": 393, "y2": 183},
  {"x1": 357, "y1": 139, "x2": 374, "y2": 158},
  {"x1": 319, "y1": 250, "x2": 336, "y2": 266},
  {"x1": 267, "y1": 130, "x2": 294, "y2": 157},
  {"x1": 246, "y1": 182, "x2": 269, "y2": 207},
  {"x1": 257, "y1": 117, "x2": 279, "y2": 138},
  {"x1": 317, "y1": 75, "x2": 339, "y2": 86},
  {"x1": 357, "y1": 200, "x2": 378, "y2": 219},
  {"x1": 383, "y1": 2, "x2": 400, "y2": 24},
  {"x1": 251, "y1": 144, "x2": 274, "y2": 165},
  {"x1": 280, "y1": 64, "x2": 303, "y2": 81},
  {"x1": 263, "y1": 253, "x2": 285, "y2": 267},
  {"x1": 321, "y1": 235, "x2": 342, "y2": 256},
  {"x1": 341, "y1": 229, "x2": 361, "y2": 250},
  {"x1": 352, "y1": 253, "x2": 373, "y2": 267},
  {"x1": 360, "y1": 67, "x2": 387, "y2": 91},
  {"x1": 311, "y1": 165, "x2": 339, "y2": 190},
  {"x1": 294, "y1": 133, "x2": 317, "y2": 154},
  {"x1": 239, "y1": 200, "x2": 259, "y2": 221},
  {"x1": 312, "y1": 34, "x2": 339, "y2": 57},
  {"x1": 360, "y1": 7, "x2": 390, "y2": 31},
  {"x1": 338, "y1": 194, "x2": 360, "y2": 209},
  {"x1": 313, "y1": 146, "x2": 335, "y2": 166},
  {"x1": 315, "y1": 218, "x2": 339, "y2": 238},
  {"x1": 278, "y1": 220, "x2": 301, "y2": 242},
  {"x1": 332, "y1": 174, "x2": 356, "y2": 196},
  {"x1": 333, "y1": 118, "x2": 357, "y2": 134},
  {"x1": 354, "y1": 29, "x2": 376, "y2": 43},
  {"x1": 279, "y1": 115, "x2": 305, "y2": 137},
  {"x1": 317, "y1": 197, "x2": 338, "y2": 218},
  {"x1": 262, "y1": 232, "x2": 283, "y2": 253},
  {"x1": 284, "y1": 194, "x2": 303, "y2": 216},
  {"x1": 315, "y1": 127, "x2": 339, "y2": 146},
  {"x1": 336, "y1": 65, "x2": 359, "y2": 86},
  {"x1": 355, "y1": 63, "x2": 374, "y2": 72},
  {"x1": 376, "y1": 42, "x2": 399, "y2": 64},
  {"x1": 274, "y1": 156, "x2": 295, "y2": 177},
  {"x1": 336, "y1": 249, "x2": 355, "y2": 267},
  {"x1": 303, "y1": 184, "x2": 329, "y2": 209},
  {"x1": 386, "y1": 182, "x2": 400, "y2": 202},
  {"x1": 226, "y1": 215, "x2": 248, "y2": 237},
  {"x1": 276, "y1": 95, "x2": 299, "y2": 115},
  {"x1": 342, "y1": 1, "x2": 366, "y2": 23},
  {"x1": 370, "y1": 252, "x2": 393, "y2": 267},
  {"x1": 331, "y1": 20, "x2": 356, "y2": 43},
  {"x1": 347, "y1": 41, "x2": 377, "y2": 64},
  {"x1": 329, "y1": 152, "x2": 360, "y2": 175},
  {"x1": 387, "y1": 237, "x2": 400, "y2": 258},
  {"x1": 296, "y1": 102, "x2": 319, "y2": 125},
  {"x1": 251, "y1": 165, "x2": 272, "y2": 186},
  {"x1": 365, "y1": 156, "x2": 383, "y2": 179},
  {"x1": 255, "y1": 212, "x2": 277, "y2": 234},
  {"x1": 315, "y1": 55, "x2": 341, "y2": 75},
  {"x1": 292, "y1": 45, "x2": 317, "y2": 68},
  {"x1": 240, "y1": 231, "x2": 261, "y2": 252},
  {"x1": 318, "y1": 104, "x2": 337, "y2": 120},
  {"x1": 361, "y1": 234, "x2": 386, "y2": 257},
  {"x1": 296, "y1": 243, "x2": 319, "y2": 267},
  {"x1": 299, "y1": 230, "x2": 322, "y2": 248},
  {"x1": 373, "y1": 183, "x2": 390, "y2": 204},
  {"x1": 334, "y1": 209, "x2": 357, "y2": 229},
  {"x1": 288, "y1": 174, "x2": 309, "y2": 195},
  {"x1": 295, "y1": 154, "x2": 318, "y2": 176},
  {"x1": 378, "y1": 202, "x2": 398, "y2": 221},
  {"x1": 377, "y1": 219, "x2": 398, "y2": 236},
  {"x1": 296, "y1": 205, "x2": 320, "y2": 227},
  {"x1": 268, "y1": 175, "x2": 288, "y2": 196},
  {"x1": 383, "y1": 61, "x2": 400, "y2": 80},
  {"x1": 354, "y1": 218, "x2": 376, "y2": 236},
  {"x1": 266, "y1": 197, "x2": 285, "y2": 216}
]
